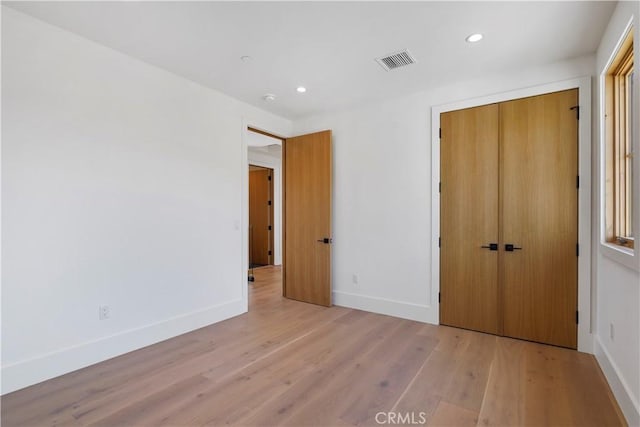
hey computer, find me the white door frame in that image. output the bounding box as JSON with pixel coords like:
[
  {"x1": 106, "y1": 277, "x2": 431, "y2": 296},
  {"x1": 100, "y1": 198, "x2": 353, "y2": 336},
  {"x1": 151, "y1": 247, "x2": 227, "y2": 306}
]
[
  {"x1": 430, "y1": 77, "x2": 593, "y2": 353},
  {"x1": 241, "y1": 121, "x2": 286, "y2": 310}
]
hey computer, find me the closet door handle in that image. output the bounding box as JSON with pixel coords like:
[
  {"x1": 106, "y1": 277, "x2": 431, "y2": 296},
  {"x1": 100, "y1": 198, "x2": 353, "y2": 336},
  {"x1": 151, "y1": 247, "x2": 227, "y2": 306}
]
[
  {"x1": 481, "y1": 243, "x2": 499, "y2": 251},
  {"x1": 505, "y1": 244, "x2": 522, "y2": 252}
]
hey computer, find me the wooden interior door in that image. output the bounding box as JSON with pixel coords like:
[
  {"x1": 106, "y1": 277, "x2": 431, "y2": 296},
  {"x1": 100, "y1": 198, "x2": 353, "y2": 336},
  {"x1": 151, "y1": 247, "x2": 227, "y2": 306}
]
[
  {"x1": 440, "y1": 104, "x2": 500, "y2": 334},
  {"x1": 283, "y1": 130, "x2": 332, "y2": 306},
  {"x1": 249, "y1": 167, "x2": 273, "y2": 266},
  {"x1": 500, "y1": 89, "x2": 578, "y2": 349}
]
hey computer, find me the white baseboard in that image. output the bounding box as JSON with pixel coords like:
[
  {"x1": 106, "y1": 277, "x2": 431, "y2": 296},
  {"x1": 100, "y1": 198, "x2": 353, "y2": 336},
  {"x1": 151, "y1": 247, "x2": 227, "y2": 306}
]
[
  {"x1": 333, "y1": 291, "x2": 436, "y2": 324},
  {"x1": 1, "y1": 299, "x2": 246, "y2": 395},
  {"x1": 594, "y1": 336, "x2": 640, "y2": 426}
]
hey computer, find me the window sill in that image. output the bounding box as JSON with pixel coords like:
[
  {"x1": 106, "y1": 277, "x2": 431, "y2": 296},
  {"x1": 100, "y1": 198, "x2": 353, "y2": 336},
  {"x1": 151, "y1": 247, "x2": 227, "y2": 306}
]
[{"x1": 600, "y1": 242, "x2": 639, "y2": 272}]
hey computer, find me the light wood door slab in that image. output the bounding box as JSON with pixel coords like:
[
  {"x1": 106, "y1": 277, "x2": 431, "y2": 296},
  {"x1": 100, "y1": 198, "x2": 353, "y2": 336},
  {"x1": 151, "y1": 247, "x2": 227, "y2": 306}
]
[
  {"x1": 500, "y1": 89, "x2": 578, "y2": 349},
  {"x1": 249, "y1": 168, "x2": 273, "y2": 265},
  {"x1": 440, "y1": 104, "x2": 500, "y2": 335},
  {"x1": 283, "y1": 130, "x2": 332, "y2": 306}
]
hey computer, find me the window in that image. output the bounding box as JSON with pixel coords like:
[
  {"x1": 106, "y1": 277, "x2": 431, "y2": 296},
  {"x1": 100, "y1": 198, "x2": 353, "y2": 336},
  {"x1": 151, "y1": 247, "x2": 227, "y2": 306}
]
[{"x1": 605, "y1": 29, "x2": 634, "y2": 249}]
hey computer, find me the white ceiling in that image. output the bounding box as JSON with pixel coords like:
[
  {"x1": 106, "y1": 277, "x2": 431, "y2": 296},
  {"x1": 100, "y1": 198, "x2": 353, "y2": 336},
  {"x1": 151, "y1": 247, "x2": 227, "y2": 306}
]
[{"x1": 5, "y1": 1, "x2": 616, "y2": 120}]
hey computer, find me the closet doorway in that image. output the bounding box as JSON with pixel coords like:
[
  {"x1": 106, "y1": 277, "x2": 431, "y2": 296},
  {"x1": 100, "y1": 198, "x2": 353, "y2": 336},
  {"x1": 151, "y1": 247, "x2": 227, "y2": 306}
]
[{"x1": 440, "y1": 89, "x2": 579, "y2": 349}]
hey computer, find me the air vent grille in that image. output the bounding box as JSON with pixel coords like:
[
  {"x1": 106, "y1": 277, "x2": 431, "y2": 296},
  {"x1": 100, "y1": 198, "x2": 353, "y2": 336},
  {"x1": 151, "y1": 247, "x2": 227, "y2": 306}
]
[{"x1": 375, "y1": 49, "x2": 417, "y2": 71}]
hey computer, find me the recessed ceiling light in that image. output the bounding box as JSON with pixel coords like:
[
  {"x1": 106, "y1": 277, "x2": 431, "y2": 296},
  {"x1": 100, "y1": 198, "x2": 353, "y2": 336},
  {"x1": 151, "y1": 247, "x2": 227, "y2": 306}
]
[
  {"x1": 465, "y1": 33, "x2": 483, "y2": 43},
  {"x1": 296, "y1": 86, "x2": 307, "y2": 93},
  {"x1": 240, "y1": 55, "x2": 252, "y2": 62},
  {"x1": 262, "y1": 93, "x2": 276, "y2": 102}
]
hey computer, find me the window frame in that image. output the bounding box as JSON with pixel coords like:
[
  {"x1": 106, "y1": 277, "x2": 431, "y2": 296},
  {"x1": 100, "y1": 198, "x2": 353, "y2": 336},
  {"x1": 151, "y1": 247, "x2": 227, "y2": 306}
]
[{"x1": 604, "y1": 29, "x2": 635, "y2": 250}]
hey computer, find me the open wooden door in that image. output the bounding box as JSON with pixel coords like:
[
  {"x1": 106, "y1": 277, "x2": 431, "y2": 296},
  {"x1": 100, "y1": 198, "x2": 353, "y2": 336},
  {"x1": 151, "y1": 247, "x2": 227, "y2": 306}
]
[{"x1": 283, "y1": 130, "x2": 332, "y2": 306}]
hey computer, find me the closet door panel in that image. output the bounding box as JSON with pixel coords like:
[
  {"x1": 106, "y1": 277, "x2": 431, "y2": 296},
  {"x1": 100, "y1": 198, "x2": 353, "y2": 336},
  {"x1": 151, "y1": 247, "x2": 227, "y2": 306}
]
[
  {"x1": 440, "y1": 104, "x2": 499, "y2": 335},
  {"x1": 500, "y1": 89, "x2": 578, "y2": 349}
]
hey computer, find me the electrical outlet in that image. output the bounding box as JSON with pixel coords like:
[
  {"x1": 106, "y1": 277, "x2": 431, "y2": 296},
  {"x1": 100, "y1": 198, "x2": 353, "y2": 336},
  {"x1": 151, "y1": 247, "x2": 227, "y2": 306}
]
[
  {"x1": 352, "y1": 274, "x2": 359, "y2": 285},
  {"x1": 610, "y1": 323, "x2": 615, "y2": 341},
  {"x1": 99, "y1": 305, "x2": 110, "y2": 320}
]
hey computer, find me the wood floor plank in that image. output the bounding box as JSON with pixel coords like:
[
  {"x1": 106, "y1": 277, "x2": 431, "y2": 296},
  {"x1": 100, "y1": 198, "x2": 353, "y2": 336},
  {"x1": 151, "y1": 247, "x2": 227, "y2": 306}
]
[
  {"x1": 278, "y1": 322, "x2": 437, "y2": 427},
  {"x1": 1, "y1": 337, "x2": 209, "y2": 426},
  {"x1": 72, "y1": 301, "x2": 350, "y2": 424},
  {"x1": 89, "y1": 375, "x2": 212, "y2": 427},
  {"x1": 429, "y1": 401, "x2": 479, "y2": 427},
  {"x1": 520, "y1": 341, "x2": 575, "y2": 426},
  {"x1": 441, "y1": 332, "x2": 496, "y2": 412},
  {"x1": 1, "y1": 266, "x2": 626, "y2": 427},
  {"x1": 392, "y1": 326, "x2": 472, "y2": 413},
  {"x1": 337, "y1": 326, "x2": 439, "y2": 426},
  {"x1": 63, "y1": 301, "x2": 320, "y2": 423},
  {"x1": 476, "y1": 337, "x2": 525, "y2": 426},
  {"x1": 230, "y1": 316, "x2": 404, "y2": 426},
  {"x1": 158, "y1": 313, "x2": 394, "y2": 426},
  {"x1": 560, "y1": 356, "x2": 625, "y2": 426}
]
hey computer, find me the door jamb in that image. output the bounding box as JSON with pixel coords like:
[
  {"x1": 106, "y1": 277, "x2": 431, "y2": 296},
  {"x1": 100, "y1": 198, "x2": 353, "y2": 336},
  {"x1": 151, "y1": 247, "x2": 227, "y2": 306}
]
[
  {"x1": 242, "y1": 124, "x2": 286, "y2": 310},
  {"x1": 431, "y1": 77, "x2": 593, "y2": 353}
]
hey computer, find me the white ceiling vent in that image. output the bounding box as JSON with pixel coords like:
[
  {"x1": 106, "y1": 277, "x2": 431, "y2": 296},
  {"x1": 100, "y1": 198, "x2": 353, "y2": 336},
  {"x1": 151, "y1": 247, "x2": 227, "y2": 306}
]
[{"x1": 375, "y1": 49, "x2": 417, "y2": 71}]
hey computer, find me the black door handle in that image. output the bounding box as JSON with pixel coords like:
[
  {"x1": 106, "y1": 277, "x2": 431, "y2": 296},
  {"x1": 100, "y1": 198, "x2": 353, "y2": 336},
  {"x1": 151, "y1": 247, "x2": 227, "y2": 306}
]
[
  {"x1": 317, "y1": 238, "x2": 332, "y2": 244},
  {"x1": 481, "y1": 243, "x2": 499, "y2": 251},
  {"x1": 505, "y1": 244, "x2": 522, "y2": 252}
]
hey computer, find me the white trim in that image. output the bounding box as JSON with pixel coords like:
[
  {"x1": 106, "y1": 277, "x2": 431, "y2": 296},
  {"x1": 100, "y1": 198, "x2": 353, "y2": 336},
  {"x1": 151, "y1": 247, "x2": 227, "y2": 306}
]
[
  {"x1": 431, "y1": 77, "x2": 594, "y2": 353},
  {"x1": 594, "y1": 336, "x2": 640, "y2": 425},
  {"x1": 599, "y1": 243, "x2": 637, "y2": 271},
  {"x1": 241, "y1": 119, "x2": 250, "y2": 308},
  {"x1": 333, "y1": 291, "x2": 431, "y2": 323},
  {"x1": 1, "y1": 299, "x2": 245, "y2": 395}
]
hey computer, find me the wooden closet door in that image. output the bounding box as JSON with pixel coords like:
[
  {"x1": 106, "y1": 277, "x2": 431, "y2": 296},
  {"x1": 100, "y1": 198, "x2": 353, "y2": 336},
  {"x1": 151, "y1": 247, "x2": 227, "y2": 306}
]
[
  {"x1": 440, "y1": 104, "x2": 499, "y2": 335},
  {"x1": 249, "y1": 168, "x2": 273, "y2": 266},
  {"x1": 500, "y1": 89, "x2": 578, "y2": 349}
]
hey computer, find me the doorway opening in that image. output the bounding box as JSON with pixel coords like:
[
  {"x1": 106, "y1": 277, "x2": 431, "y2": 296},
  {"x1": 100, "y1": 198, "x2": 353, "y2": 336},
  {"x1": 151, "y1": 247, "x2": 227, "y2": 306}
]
[
  {"x1": 245, "y1": 126, "x2": 333, "y2": 309},
  {"x1": 247, "y1": 127, "x2": 283, "y2": 302}
]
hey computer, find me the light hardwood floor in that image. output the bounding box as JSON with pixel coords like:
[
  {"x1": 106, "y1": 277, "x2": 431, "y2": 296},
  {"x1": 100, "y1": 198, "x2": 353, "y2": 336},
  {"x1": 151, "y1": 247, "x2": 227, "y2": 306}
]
[{"x1": 2, "y1": 266, "x2": 625, "y2": 426}]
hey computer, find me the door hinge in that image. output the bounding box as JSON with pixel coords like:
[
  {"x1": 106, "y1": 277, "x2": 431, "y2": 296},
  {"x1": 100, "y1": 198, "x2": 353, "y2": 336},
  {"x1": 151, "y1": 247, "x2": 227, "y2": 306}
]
[
  {"x1": 439, "y1": 237, "x2": 441, "y2": 248},
  {"x1": 439, "y1": 292, "x2": 441, "y2": 303},
  {"x1": 267, "y1": 200, "x2": 272, "y2": 206},
  {"x1": 570, "y1": 105, "x2": 580, "y2": 120},
  {"x1": 576, "y1": 175, "x2": 579, "y2": 189},
  {"x1": 268, "y1": 225, "x2": 272, "y2": 231},
  {"x1": 268, "y1": 250, "x2": 272, "y2": 256},
  {"x1": 439, "y1": 182, "x2": 441, "y2": 193},
  {"x1": 439, "y1": 128, "x2": 442, "y2": 139},
  {"x1": 576, "y1": 310, "x2": 579, "y2": 324},
  {"x1": 268, "y1": 175, "x2": 272, "y2": 181},
  {"x1": 576, "y1": 243, "x2": 579, "y2": 257}
]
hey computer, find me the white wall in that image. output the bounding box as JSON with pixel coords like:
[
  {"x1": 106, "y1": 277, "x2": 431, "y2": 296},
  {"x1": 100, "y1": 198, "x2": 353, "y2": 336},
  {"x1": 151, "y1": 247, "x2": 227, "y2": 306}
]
[
  {"x1": 248, "y1": 145, "x2": 282, "y2": 265},
  {"x1": 594, "y1": 2, "x2": 640, "y2": 425},
  {"x1": 1, "y1": 7, "x2": 291, "y2": 394},
  {"x1": 293, "y1": 55, "x2": 595, "y2": 324}
]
